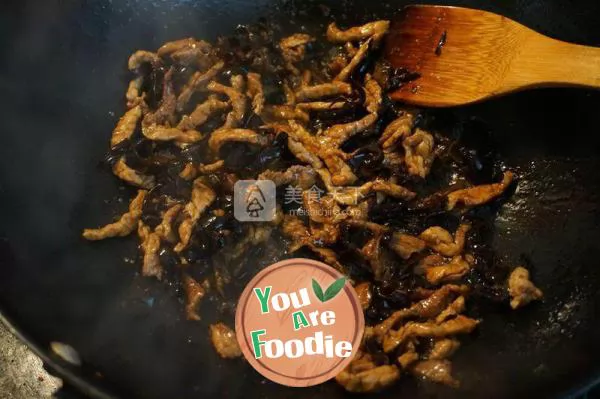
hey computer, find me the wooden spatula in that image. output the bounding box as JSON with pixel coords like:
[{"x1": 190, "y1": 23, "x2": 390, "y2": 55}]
[{"x1": 385, "y1": 5, "x2": 600, "y2": 107}]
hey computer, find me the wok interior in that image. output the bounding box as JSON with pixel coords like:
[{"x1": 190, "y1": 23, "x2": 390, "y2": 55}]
[{"x1": 1, "y1": 0, "x2": 600, "y2": 398}]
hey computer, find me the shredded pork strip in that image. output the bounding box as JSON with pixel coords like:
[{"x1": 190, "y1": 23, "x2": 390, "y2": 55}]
[
  {"x1": 447, "y1": 171, "x2": 515, "y2": 210},
  {"x1": 176, "y1": 61, "x2": 225, "y2": 111},
  {"x1": 326, "y1": 21, "x2": 390, "y2": 43},
  {"x1": 295, "y1": 82, "x2": 352, "y2": 102},
  {"x1": 207, "y1": 76, "x2": 247, "y2": 128},
  {"x1": 111, "y1": 105, "x2": 142, "y2": 148},
  {"x1": 177, "y1": 95, "x2": 229, "y2": 131},
  {"x1": 137, "y1": 221, "x2": 163, "y2": 279},
  {"x1": 508, "y1": 266, "x2": 543, "y2": 309},
  {"x1": 209, "y1": 323, "x2": 242, "y2": 359},
  {"x1": 174, "y1": 180, "x2": 216, "y2": 252},
  {"x1": 112, "y1": 158, "x2": 155, "y2": 189},
  {"x1": 83, "y1": 190, "x2": 147, "y2": 240},
  {"x1": 208, "y1": 128, "x2": 268, "y2": 153}
]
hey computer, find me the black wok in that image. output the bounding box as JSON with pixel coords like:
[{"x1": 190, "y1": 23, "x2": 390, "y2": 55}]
[{"x1": 1, "y1": 0, "x2": 600, "y2": 398}]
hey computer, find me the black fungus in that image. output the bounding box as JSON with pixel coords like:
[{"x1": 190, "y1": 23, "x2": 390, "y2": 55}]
[
  {"x1": 348, "y1": 145, "x2": 383, "y2": 179},
  {"x1": 253, "y1": 132, "x2": 294, "y2": 171}
]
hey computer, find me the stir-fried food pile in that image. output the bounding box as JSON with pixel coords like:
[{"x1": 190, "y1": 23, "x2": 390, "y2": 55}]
[{"x1": 84, "y1": 19, "x2": 543, "y2": 392}]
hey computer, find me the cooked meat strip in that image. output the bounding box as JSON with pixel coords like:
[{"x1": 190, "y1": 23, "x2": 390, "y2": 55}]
[
  {"x1": 183, "y1": 274, "x2": 209, "y2": 321},
  {"x1": 422, "y1": 256, "x2": 471, "y2": 285},
  {"x1": 209, "y1": 322, "x2": 242, "y2": 359},
  {"x1": 157, "y1": 38, "x2": 211, "y2": 62},
  {"x1": 345, "y1": 42, "x2": 358, "y2": 57},
  {"x1": 328, "y1": 54, "x2": 348, "y2": 78},
  {"x1": 179, "y1": 163, "x2": 198, "y2": 181},
  {"x1": 177, "y1": 95, "x2": 229, "y2": 131},
  {"x1": 371, "y1": 179, "x2": 416, "y2": 201},
  {"x1": 436, "y1": 296, "x2": 466, "y2": 324},
  {"x1": 282, "y1": 214, "x2": 312, "y2": 243},
  {"x1": 306, "y1": 245, "x2": 347, "y2": 273},
  {"x1": 388, "y1": 232, "x2": 426, "y2": 259},
  {"x1": 345, "y1": 219, "x2": 390, "y2": 235},
  {"x1": 355, "y1": 282, "x2": 372, "y2": 310},
  {"x1": 142, "y1": 124, "x2": 203, "y2": 143},
  {"x1": 246, "y1": 72, "x2": 265, "y2": 115},
  {"x1": 336, "y1": 365, "x2": 400, "y2": 393},
  {"x1": 447, "y1": 171, "x2": 515, "y2": 210},
  {"x1": 397, "y1": 341, "x2": 419, "y2": 369},
  {"x1": 279, "y1": 33, "x2": 315, "y2": 74},
  {"x1": 177, "y1": 61, "x2": 224, "y2": 112},
  {"x1": 282, "y1": 215, "x2": 346, "y2": 272},
  {"x1": 180, "y1": 161, "x2": 226, "y2": 181},
  {"x1": 327, "y1": 183, "x2": 371, "y2": 206},
  {"x1": 83, "y1": 190, "x2": 147, "y2": 240},
  {"x1": 508, "y1": 266, "x2": 543, "y2": 309},
  {"x1": 155, "y1": 204, "x2": 183, "y2": 243},
  {"x1": 321, "y1": 148, "x2": 358, "y2": 186},
  {"x1": 334, "y1": 38, "x2": 371, "y2": 82},
  {"x1": 258, "y1": 165, "x2": 316, "y2": 189},
  {"x1": 351, "y1": 74, "x2": 381, "y2": 112},
  {"x1": 299, "y1": 69, "x2": 312, "y2": 87},
  {"x1": 326, "y1": 21, "x2": 390, "y2": 44},
  {"x1": 279, "y1": 121, "x2": 322, "y2": 152},
  {"x1": 411, "y1": 285, "x2": 469, "y2": 319},
  {"x1": 262, "y1": 105, "x2": 309, "y2": 123},
  {"x1": 295, "y1": 82, "x2": 352, "y2": 102},
  {"x1": 379, "y1": 111, "x2": 415, "y2": 150},
  {"x1": 111, "y1": 105, "x2": 142, "y2": 148},
  {"x1": 302, "y1": 191, "x2": 344, "y2": 224},
  {"x1": 280, "y1": 121, "x2": 357, "y2": 186},
  {"x1": 296, "y1": 101, "x2": 347, "y2": 111},
  {"x1": 198, "y1": 160, "x2": 225, "y2": 174},
  {"x1": 346, "y1": 200, "x2": 370, "y2": 221},
  {"x1": 128, "y1": 50, "x2": 160, "y2": 70},
  {"x1": 112, "y1": 158, "x2": 155, "y2": 189},
  {"x1": 325, "y1": 111, "x2": 378, "y2": 147},
  {"x1": 126, "y1": 76, "x2": 144, "y2": 108},
  {"x1": 373, "y1": 284, "x2": 469, "y2": 340},
  {"x1": 310, "y1": 221, "x2": 340, "y2": 246},
  {"x1": 208, "y1": 128, "x2": 268, "y2": 153},
  {"x1": 420, "y1": 224, "x2": 471, "y2": 257},
  {"x1": 280, "y1": 34, "x2": 314, "y2": 62},
  {"x1": 410, "y1": 360, "x2": 459, "y2": 388},
  {"x1": 137, "y1": 221, "x2": 163, "y2": 279},
  {"x1": 207, "y1": 76, "x2": 247, "y2": 128},
  {"x1": 321, "y1": 174, "x2": 415, "y2": 206},
  {"x1": 428, "y1": 339, "x2": 460, "y2": 360},
  {"x1": 325, "y1": 75, "x2": 382, "y2": 146},
  {"x1": 286, "y1": 137, "x2": 324, "y2": 167},
  {"x1": 336, "y1": 352, "x2": 400, "y2": 393},
  {"x1": 403, "y1": 128, "x2": 435, "y2": 178},
  {"x1": 165, "y1": 39, "x2": 215, "y2": 69},
  {"x1": 174, "y1": 179, "x2": 216, "y2": 252},
  {"x1": 384, "y1": 315, "x2": 479, "y2": 353}
]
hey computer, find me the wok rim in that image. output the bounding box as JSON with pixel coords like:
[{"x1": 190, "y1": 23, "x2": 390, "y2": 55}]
[
  {"x1": 1, "y1": 305, "x2": 600, "y2": 399},
  {"x1": 0, "y1": 308, "x2": 116, "y2": 399}
]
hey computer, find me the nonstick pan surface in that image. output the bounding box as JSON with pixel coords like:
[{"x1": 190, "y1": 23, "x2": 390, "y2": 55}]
[{"x1": 2, "y1": 0, "x2": 600, "y2": 398}]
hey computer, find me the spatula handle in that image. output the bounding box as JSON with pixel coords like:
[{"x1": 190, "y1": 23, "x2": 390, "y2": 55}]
[{"x1": 506, "y1": 34, "x2": 600, "y2": 91}]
